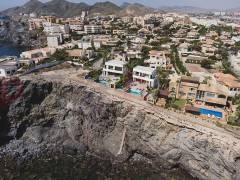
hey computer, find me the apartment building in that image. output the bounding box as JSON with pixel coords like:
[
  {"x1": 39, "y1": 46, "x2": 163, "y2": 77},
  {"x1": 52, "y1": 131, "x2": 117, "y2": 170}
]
[
  {"x1": 84, "y1": 25, "x2": 102, "y2": 34},
  {"x1": 177, "y1": 76, "x2": 200, "y2": 100},
  {"x1": 44, "y1": 24, "x2": 70, "y2": 34},
  {"x1": 47, "y1": 34, "x2": 63, "y2": 48},
  {"x1": 145, "y1": 50, "x2": 169, "y2": 69},
  {"x1": 196, "y1": 83, "x2": 229, "y2": 107},
  {"x1": 69, "y1": 20, "x2": 84, "y2": 31},
  {"x1": 28, "y1": 18, "x2": 45, "y2": 31},
  {"x1": 133, "y1": 66, "x2": 157, "y2": 88}
]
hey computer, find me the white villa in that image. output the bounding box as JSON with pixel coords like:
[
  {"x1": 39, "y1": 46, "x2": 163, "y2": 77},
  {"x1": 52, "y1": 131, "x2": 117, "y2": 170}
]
[
  {"x1": 133, "y1": 66, "x2": 157, "y2": 88},
  {"x1": 0, "y1": 59, "x2": 19, "y2": 77},
  {"x1": 145, "y1": 50, "x2": 169, "y2": 69},
  {"x1": 102, "y1": 60, "x2": 127, "y2": 77}
]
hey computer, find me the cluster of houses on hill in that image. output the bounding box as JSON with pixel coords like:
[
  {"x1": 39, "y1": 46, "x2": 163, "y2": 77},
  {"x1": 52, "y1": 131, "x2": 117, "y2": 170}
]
[{"x1": 3, "y1": 11, "x2": 240, "y2": 121}]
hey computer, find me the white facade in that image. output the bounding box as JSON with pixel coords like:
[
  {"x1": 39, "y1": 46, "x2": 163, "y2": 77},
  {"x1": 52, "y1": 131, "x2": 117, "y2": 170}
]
[
  {"x1": 0, "y1": 66, "x2": 17, "y2": 77},
  {"x1": 145, "y1": 51, "x2": 168, "y2": 69},
  {"x1": 103, "y1": 60, "x2": 127, "y2": 77},
  {"x1": 47, "y1": 34, "x2": 63, "y2": 48},
  {"x1": 84, "y1": 25, "x2": 102, "y2": 34},
  {"x1": 133, "y1": 66, "x2": 157, "y2": 87},
  {"x1": 0, "y1": 60, "x2": 19, "y2": 77},
  {"x1": 93, "y1": 41, "x2": 102, "y2": 49},
  {"x1": 44, "y1": 24, "x2": 70, "y2": 34},
  {"x1": 78, "y1": 41, "x2": 92, "y2": 50}
]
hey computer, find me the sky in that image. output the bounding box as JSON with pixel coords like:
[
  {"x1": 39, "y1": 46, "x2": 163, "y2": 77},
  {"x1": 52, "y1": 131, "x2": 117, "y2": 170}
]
[{"x1": 0, "y1": 0, "x2": 240, "y2": 11}]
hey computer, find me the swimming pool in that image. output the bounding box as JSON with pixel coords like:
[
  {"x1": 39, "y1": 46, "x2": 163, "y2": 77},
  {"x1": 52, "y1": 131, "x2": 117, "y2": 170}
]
[
  {"x1": 99, "y1": 80, "x2": 108, "y2": 86},
  {"x1": 129, "y1": 88, "x2": 142, "y2": 96},
  {"x1": 200, "y1": 108, "x2": 223, "y2": 118}
]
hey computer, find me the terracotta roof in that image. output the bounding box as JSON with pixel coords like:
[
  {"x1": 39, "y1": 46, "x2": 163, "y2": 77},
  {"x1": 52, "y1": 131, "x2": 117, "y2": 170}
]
[
  {"x1": 181, "y1": 76, "x2": 199, "y2": 84},
  {"x1": 214, "y1": 73, "x2": 240, "y2": 88}
]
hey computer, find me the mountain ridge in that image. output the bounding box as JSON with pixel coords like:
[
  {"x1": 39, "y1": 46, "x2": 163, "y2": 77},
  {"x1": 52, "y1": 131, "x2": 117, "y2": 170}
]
[{"x1": 0, "y1": 0, "x2": 155, "y2": 17}]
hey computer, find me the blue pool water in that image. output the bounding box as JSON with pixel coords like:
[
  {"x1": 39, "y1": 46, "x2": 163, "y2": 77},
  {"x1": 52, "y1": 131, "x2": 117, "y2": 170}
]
[
  {"x1": 129, "y1": 89, "x2": 142, "y2": 96},
  {"x1": 200, "y1": 108, "x2": 223, "y2": 118},
  {"x1": 99, "y1": 80, "x2": 108, "y2": 86}
]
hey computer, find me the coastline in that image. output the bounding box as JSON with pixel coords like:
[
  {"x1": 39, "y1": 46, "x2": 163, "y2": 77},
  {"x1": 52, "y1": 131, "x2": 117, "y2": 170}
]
[
  {"x1": 0, "y1": 71, "x2": 240, "y2": 179},
  {"x1": 0, "y1": 41, "x2": 26, "y2": 57}
]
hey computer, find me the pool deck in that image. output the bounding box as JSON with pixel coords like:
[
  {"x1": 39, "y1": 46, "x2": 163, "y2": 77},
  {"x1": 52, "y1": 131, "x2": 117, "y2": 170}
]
[{"x1": 194, "y1": 103, "x2": 227, "y2": 121}]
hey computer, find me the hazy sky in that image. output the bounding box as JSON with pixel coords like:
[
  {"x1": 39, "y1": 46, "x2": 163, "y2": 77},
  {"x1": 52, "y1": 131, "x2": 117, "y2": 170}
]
[{"x1": 0, "y1": 0, "x2": 240, "y2": 11}]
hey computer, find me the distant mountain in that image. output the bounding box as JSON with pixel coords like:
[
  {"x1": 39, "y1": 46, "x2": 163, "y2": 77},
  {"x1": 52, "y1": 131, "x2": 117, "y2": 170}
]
[
  {"x1": 1, "y1": 0, "x2": 90, "y2": 17},
  {"x1": 43, "y1": 0, "x2": 89, "y2": 17},
  {"x1": 228, "y1": 7, "x2": 240, "y2": 12},
  {"x1": 0, "y1": 0, "x2": 156, "y2": 17},
  {"x1": 121, "y1": 2, "x2": 131, "y2": 9},
  {"x1": 119, "y1": 3, "x2": 155, "y2": 16},
  {"x1": 89, "y1": 1, "x2": 121, "y2": 15},
  {"x1": 159, "y1": 6, "x2": 217, "y2": 14}
]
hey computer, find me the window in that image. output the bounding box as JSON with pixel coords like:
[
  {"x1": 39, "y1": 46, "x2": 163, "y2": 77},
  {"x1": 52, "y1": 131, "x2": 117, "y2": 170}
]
[
  {"x1": 206, "y1": 92, "x2": 215, "y2": 98},
  {"x1": 218, "y1": 94, "x2": 226, "y2": 99},
  {"x1": 108, "y1": 66, "x2": 114, "y2": 70},
  {"x1": 115, "y1": 67, "x2": 122, "y2": 71},
  {"x1": 7, "y1": 71, "x2": 10, "y2": 74}
]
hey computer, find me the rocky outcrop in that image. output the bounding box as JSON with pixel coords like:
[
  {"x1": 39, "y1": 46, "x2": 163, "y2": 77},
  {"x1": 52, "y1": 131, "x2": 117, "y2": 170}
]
[{"x1": 0, "y1": 78, "x2": 240, "y2": 180}]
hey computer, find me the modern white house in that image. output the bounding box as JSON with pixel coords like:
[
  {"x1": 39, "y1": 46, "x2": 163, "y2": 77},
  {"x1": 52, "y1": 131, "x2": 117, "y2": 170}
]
[
  {"x1": 133, "y1": 66, "x2": 157, "y2": 88},
  {"x1": 145, "y1": 50, "x2": 169, "y2": 69},
  {"x1": 0, "y1": 59, "x2": 19, "y2": 77},
  {"x1": 102, "y1": 60, "x2": 127, "y2": 77}
]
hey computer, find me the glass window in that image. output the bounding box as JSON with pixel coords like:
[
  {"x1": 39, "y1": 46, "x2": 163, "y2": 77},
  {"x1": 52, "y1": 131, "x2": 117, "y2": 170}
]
[
  {"x1": 206, "y1": 92, "x2": 215, "y2": 97},
  {"x1": 115, "y1": 67, "x2": 122, "y2": 71}
]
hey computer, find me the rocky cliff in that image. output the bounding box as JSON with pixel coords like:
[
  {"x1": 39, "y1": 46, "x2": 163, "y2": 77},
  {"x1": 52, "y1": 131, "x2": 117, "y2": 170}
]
[{"x1": 0, "y1": 78, "x2": 240, "y2": 180}]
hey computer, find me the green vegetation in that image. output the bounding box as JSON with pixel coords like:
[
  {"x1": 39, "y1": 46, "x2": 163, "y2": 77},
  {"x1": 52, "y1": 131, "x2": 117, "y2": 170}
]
[
  {"x1": 166, "y1": 99, "x2": 186, "y2": 110},
  {"x1": 198, "y1": 26, "x2": 208, "y2": 36},
  {"x1": 210, "y1": 25, "x2": 233, "y2": 36},
  {"x1": 188, "y1": 40, "x2": 202, "y2": 52},
  {"x1": 141, "y1": 46, "x2": 151, "y2": 59},
  {"x1": 174, "y1": 99, "x2": 187, "y2": 109},
  {"x1": 126, "y1": 58, "x2": 144, "y2": 71},
  {"x1": 49, "y1": 49, "x2": 71, "y2": 61},
  {"x1": 232, "y1": 94, "x2": 240, "y2": 105},
  {"x1": 156, "y1": 67, "x2": 170, "y2": 90},
  {"x1": 218, "y1": 47, "x2": 234, "y2": 74},
  {"x1": 70, "y1": 31, "x2": 83, "y2": 40},
  {"x1": 201, "y1": 59, "x2": 215, "y2": 69},
  {"x1": 88, "y1": 69, "x2": 102, "y2": 82},
  {"x1": 149, "y1": 37, "x2": 171, "y2": 50},
  {"x1": 229, "y1": 94, "x2": 240, "y2": 126},
  {"x1": 171, "y1": 45, "x2": 187, "y2": 74}
]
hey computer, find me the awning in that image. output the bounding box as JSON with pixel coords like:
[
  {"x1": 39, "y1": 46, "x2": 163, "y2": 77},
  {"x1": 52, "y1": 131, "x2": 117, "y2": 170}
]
[{"x1": 185, "y1": 106, "x2": 200, "y2": 113}]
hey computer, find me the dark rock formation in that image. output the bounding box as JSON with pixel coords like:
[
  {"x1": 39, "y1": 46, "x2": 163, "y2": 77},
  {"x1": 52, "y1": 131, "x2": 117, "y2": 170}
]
[{"x1": 0, "y1": 78, "x2": 240, "y2": 180}]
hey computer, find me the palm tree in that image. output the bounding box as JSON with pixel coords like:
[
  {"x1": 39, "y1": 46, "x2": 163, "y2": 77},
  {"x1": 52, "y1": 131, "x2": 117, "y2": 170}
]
[{"x1": 156, "y1": 67, "x2": 170, "y2": 90}]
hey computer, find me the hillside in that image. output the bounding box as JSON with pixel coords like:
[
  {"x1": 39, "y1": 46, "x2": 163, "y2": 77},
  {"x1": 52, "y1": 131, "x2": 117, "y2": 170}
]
[
  {"x1": 1, "y1": 0, "x2": 155, "y2": 17},
  {"x1": 119, "y1": 3, "x2": 155, "y2": 16}
]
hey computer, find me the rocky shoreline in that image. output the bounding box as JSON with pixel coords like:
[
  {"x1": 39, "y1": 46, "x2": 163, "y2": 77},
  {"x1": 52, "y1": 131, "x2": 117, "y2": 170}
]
[{"x1": 0, "y1": 77, "x2": 240, "y2": 179}]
